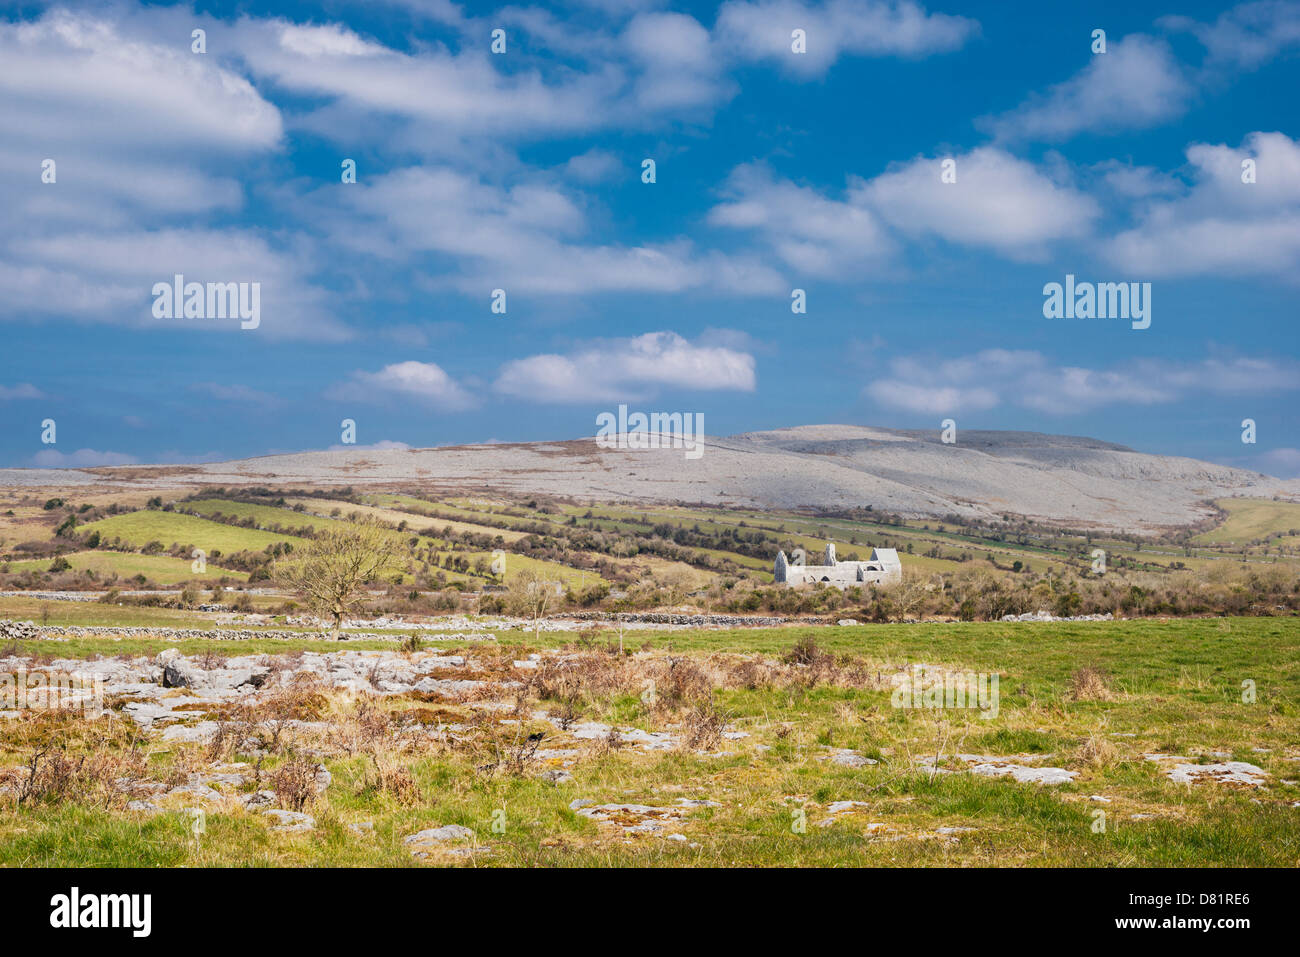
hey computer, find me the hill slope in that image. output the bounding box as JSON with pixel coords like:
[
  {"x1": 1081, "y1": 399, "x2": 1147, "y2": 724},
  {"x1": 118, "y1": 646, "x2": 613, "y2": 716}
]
[{"x1": 2, "y1": 425, "x2": 1295, "y2": 532}]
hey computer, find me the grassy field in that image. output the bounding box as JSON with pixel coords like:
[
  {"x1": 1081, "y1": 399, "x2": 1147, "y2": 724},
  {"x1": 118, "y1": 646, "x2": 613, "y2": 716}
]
[
  {"x1": 0, "y1": 596, "x2": 433, "y2": 631},
  {"x1": 7, "y1": 485, "x2": 1298, "y2": 614},
  {"x1": 0, "y1": 596, "x2": 245, "y2": 629},
  {"x1": 354, "y1": 496, "x2": 530, "y2": 542},
  {"x1": 1194, "y1": 498, "x2": 1300, "y2": 545},
  {"x1": 78, "y1": 511, "x2": 301, "y2": 554},
  {"x1": 2, "y1": 551, "x2": 248, "y2": 584},
  {"x1": 179, "y1": 499, "x2": 346, "y2": 533},
  {"x1": 0, "y1": 616, "x2": 1296, "y2": 867}
]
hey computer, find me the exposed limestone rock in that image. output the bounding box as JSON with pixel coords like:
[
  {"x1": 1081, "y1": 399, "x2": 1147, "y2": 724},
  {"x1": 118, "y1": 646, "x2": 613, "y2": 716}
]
[
  {"x1": 262, "y1": 809, "x2": 315, "y2": 832},
  {"x1": 1167, "y1": 762, "x2": 1268, "y2": 787},
  {"x1": 404, "y1": 825, "x2": 475, "y2": 857}
]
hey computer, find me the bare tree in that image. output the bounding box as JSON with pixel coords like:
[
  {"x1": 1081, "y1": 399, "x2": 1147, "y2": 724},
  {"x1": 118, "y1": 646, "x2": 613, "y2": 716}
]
[
  {"x1": 506, "y1": 567, "x2": 559, "y2": 642},
  {"x1": 884, "y1": 572, "x2": 939, "y2": 621},
  {"x1": 276, "y1": 520, "x2": 399, "y2": 637}
]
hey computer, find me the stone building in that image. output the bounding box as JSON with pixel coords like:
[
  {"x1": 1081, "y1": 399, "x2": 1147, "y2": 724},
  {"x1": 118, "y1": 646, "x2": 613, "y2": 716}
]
[{"x1": 773, "y1": 542, "x2": 902, "y2": 588}]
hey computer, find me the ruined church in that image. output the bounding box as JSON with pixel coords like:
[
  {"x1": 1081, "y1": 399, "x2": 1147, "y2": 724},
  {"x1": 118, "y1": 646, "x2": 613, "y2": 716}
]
[{"x1": 774, "y1": 542, "x2": 902, "y2": 588}]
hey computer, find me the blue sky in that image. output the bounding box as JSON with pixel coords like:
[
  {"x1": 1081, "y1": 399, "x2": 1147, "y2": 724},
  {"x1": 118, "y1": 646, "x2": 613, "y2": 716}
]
[{"x1": 0, "y1": 0, "x2": 1297, "y2": 474}]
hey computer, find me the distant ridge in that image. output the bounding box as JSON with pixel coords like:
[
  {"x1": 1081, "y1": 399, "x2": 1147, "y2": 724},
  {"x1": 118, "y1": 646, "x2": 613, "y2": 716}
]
[{"x1": 2, "y1": 425, "x2": 1296, "y2": 533}]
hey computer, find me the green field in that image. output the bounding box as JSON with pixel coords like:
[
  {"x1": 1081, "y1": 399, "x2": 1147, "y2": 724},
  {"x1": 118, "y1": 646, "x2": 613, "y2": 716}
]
[
  {"x1": 0, "y1": 596, "x2": 215, "y2": 629},
  {"x1": 79, "y1": 511, "x2": 301, "y2": 554},
  {"x1": 179, "y1": 499, "x2": 335, "y2": 530},
  {"x1": 1194, "y1": 498, "x2": 1300, "y2": 545},
  {"x1": 358, "y1": 495, "x2": 531, "y2": 541},
  {"x1": 12, "y1": 484, "x2": 1297, "y2": 609},
  {"x1": 3, "y1": 550, "x2": 247, "y2": 584},
  {"x1": 0, "y1": 616, "x2": 1295, "y2": 867}
]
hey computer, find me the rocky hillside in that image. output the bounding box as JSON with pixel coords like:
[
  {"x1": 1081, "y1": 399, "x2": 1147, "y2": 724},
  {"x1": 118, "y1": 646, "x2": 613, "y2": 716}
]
[{"x1": 2, "y1": 425, "x2": 1295, "y2": 532}]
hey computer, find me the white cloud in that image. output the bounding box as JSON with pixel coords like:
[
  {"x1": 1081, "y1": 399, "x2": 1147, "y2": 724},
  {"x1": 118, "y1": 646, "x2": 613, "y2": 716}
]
[
  {"x1": 4, "y1": 228, "x2": 349, "y2": 341},
  {"x1": 225, "y1": 1, "x2": 971, "y2": 147},
  {"x1": 709, "y1": 163, "x2": 893, "y2": 275},
  {"x1": 279, "y1": 22, "x2": 389, "y2": 57},
  {"x1": 866, "y1": 351, "x2": 1300, "y2": 415},
  {"x1": 859, "y1": 148, "x2": 1099, "y2": 257},
  {"x1": 321, "y1": 165, "x2": 784, "y2": 295},
  {"x1": 0, "y1": 9, "x2": 280, "y2": 227},
  {"x1": 716, "y1": 0, "x2": 978, "y2": 76},
  {"x1": 1105, "y1": 131, "x2": 1300, "y2": 278},
  {"x1": 30, "y1": 448, "x2": 138, "y2": 467},
  {"x1": 1093, "y1": 160, "x2": 1182, "y2": 198},
  {"x1": 981, "y1": 35, "x2": 1192, "y2": 142},
  {"x1": 0, "y1": 10, "x2": 350, "y2": 342},
  {"x1": 0, "y1": 10, "x2": 281, "y2": 152},
  {"x1": 1160, "y1": 1, "x2": 1300, "y2": 69},
  {"x1": 564, "y1": 148, "x2": 623, "y2": 183},
  {"x1": 227, "y1": 24, "x2": 591, "y2": 157},
  {"x1": 493, "y1": 331, "x2": 757, "y2": 402},
  {"x1": 622, "y1": 12, "x2": 734, "y2": 112},
  {"x1": 335, "y1": 361, "x2": 475, "y2": 410},
  {"x1": 711, "y1": 150, "x2": 1096, "y2": 269},
  {"x1": 231, "y1": 16, "x2": 697, "y2": 142}
]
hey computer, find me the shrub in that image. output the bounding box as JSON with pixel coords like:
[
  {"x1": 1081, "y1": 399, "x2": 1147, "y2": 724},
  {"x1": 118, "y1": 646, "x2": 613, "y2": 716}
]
[
  {"x1": 681, "y1": 701, "x2": 728, "y2": 750},
  {"x1": 271, "y1": 756, "x2": 319, "y2": 812}
]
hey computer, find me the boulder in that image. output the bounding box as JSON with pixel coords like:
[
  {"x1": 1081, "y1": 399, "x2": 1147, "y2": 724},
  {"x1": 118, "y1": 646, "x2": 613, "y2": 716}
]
[
  {"x1": 404, "y1": 824, "x2": 474, "y2": 846},
  {"x1": 160, "y1": 721, "x2": 220, "y2": 744},
  {"x1": 162, "y1": 661, "x2": 193, "y2": 688}
]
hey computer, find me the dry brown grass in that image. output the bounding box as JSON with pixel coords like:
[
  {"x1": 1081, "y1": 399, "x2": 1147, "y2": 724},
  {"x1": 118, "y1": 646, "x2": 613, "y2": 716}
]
[
  {"x1": 523, "y1": 645, "x2": 885, "y2": 723},
  {"x1": 1073, "y1": 731, "x2": 1122, "y2": 769},
  {"x1": 1069, "y1": 666, "x2": 1113, "y2": 702},
  {"x1": 526, "y1": 652, "x2": 625, "y2": 705},
  {"x1": 324, "y1": 695, "x2": 394, "y2": 757},
  {"x1": 362, "y1": 752, "x2": 419, "y2": 804},
  {"x1": 0, "y1": 731, "x2": 147, "y2": 810}
]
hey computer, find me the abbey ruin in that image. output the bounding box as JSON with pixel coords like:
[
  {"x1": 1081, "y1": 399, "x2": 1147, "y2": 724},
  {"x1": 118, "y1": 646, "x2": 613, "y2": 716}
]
[{"x1": 774, "y1": 542, "x2": 902, "y2": 588}]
